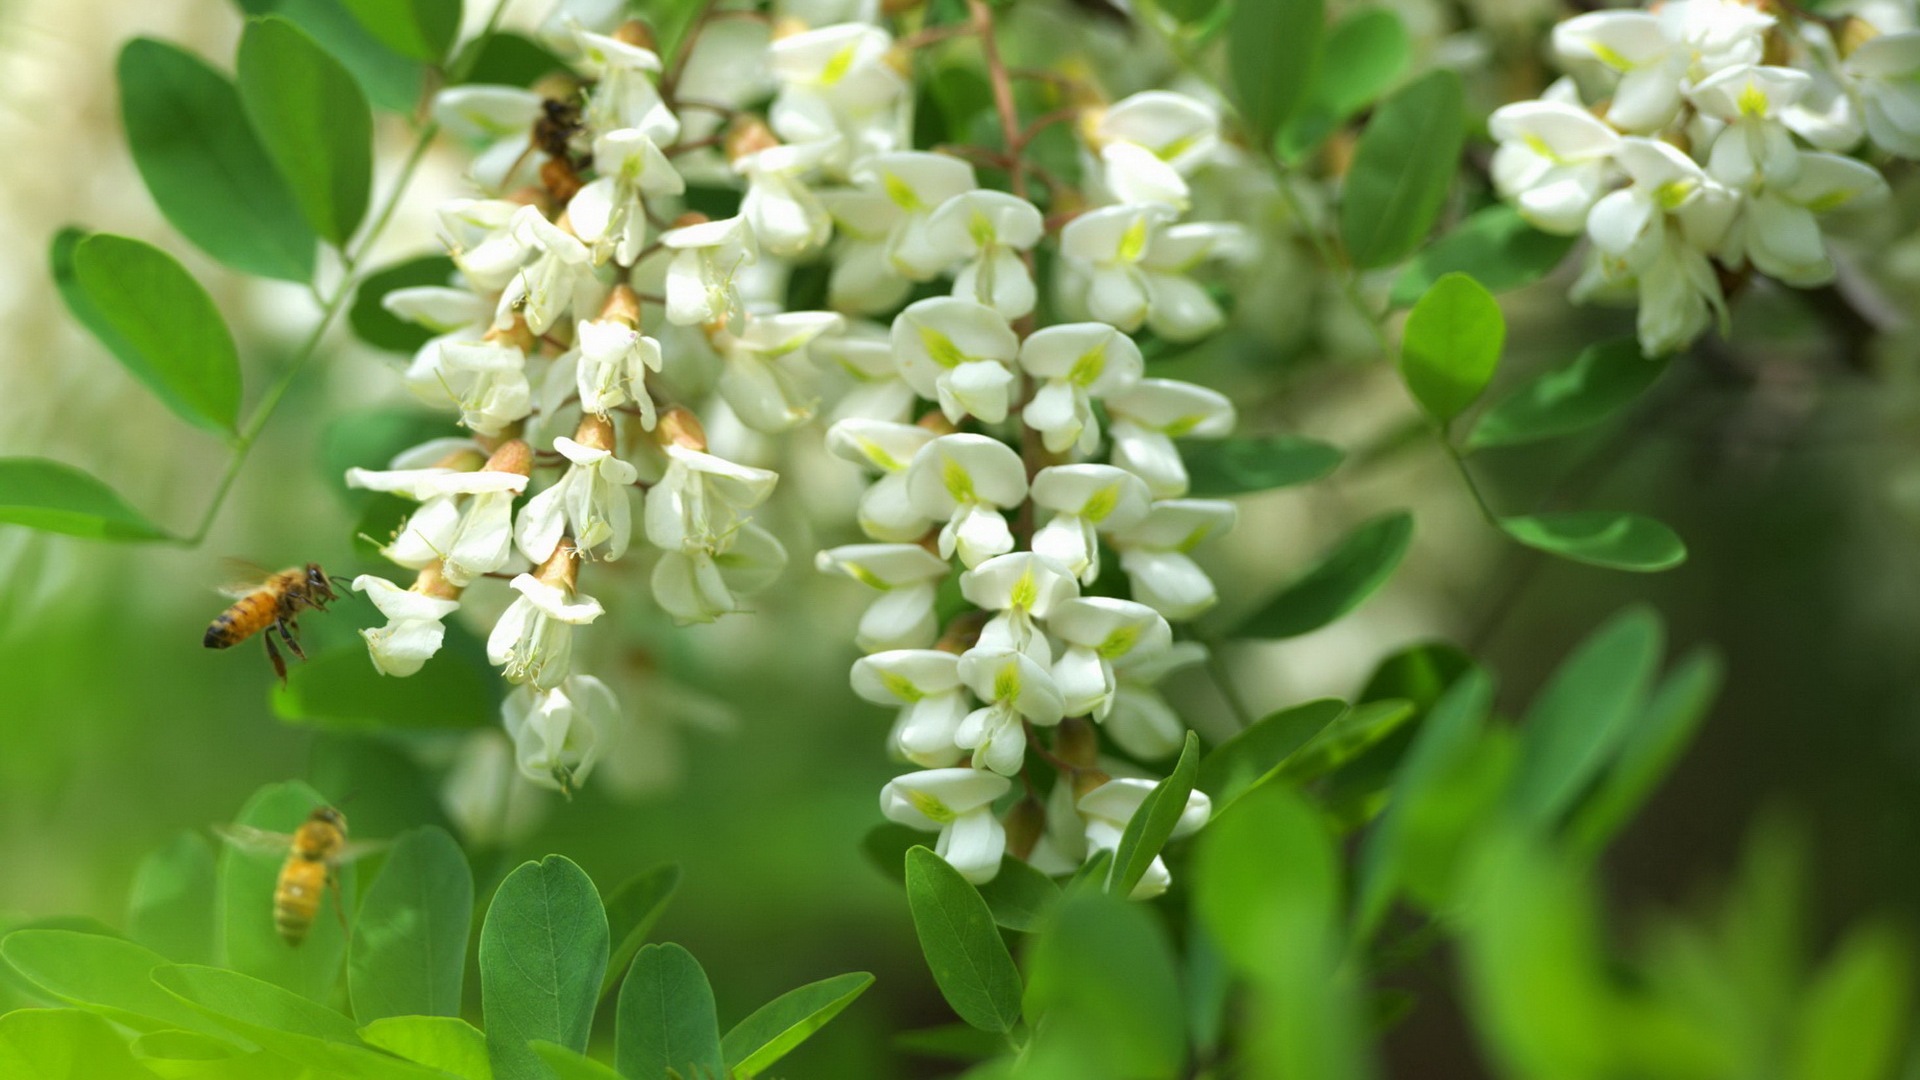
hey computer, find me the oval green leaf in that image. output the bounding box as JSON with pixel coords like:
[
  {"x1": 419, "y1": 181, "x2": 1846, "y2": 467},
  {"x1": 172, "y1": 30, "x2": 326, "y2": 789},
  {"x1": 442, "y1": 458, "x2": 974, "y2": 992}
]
[
  {"x1": 349, "y1": 826, "x2": 472, "y2": 1023},
  {"x1": 1236, "y1": 511, "x2": 1414, "y2": 639},
  {"x1": 118, "y1": 38, "x2": 315, "y2": 282},
  {"x1": 721, "y1": 971, "x2": 874, "y2": 1078},
  {"x1": 0, "y1": 1009, "x2": 151, "y2": 1079},
  {"x1": 975, "y1": 857, "x2": 1063, "y2": 933},
  {"x1": 480, "y1": 856, "x2": 609, "y2": 1080},
  {"x1": 1182, "y1": 435, "x2": 1343, "y2": 497},
  {"x1": 599, "y1": 865, "x2": 683, "y2": 1000},
  {"x1": 1568, "y1": 648, "x2": 1722, "y2": 857},
  {"x1": 1280, "y1": 8, "x2": 1410, "y2": 160},
  {"x1": 218, "y1": 781, "x2": 354, "y2": 1002},
  {"x1": 531, "y1": 1041, "x2": 624, "y2": 1080},
  {"x1": 272, "y1": 633, "x2": 502, "y2": 732},
  {"x1": 0, "y1": 930, "x2": 223, "y2": 1035},
  {"x1": 1339, "y1": 69, "x2": 1466, "y2": 270},
  {"x1": 1390, "y1": 204, "x2": 1578, "y2": 308},
  {"x1": 614, "y1": 943, "x2": 724, "y2": 1080},
  {"x1": 1401, "y1": 272, "x2": 1504, "y2": 424},
  {"x1": 1107, "y1": 731, "x2": 1201, "y2": 898},
  {"x1": 238, "y1": 16, "x2": 373, "y2": 246},
  {"x1": 342, "y1": 0, "x2": 461, "y2": 62},
  {"x1": 904, "y1": 847, "x2": 1023, "y2": 1034},
  {"x1": 359, "y1": 1015, "x2": 490, "y2": 1080},
  {"x1": 1228, "y1": 0, "x2": 1323, "y2": 145},
  {"x1": 453, "y1": 31, "x2": 567, "y2": 87},
  {"x1": 126, "y1": 831, "x2": 218, "y2": 965},
  {"x1": 1468, "y1": 339, "x2": 1666, "y2": 451},
  {"x1": 0, "y1": 458, "x2": 168, "y2": 542},
  {"x1": 242, "y1": 0, "x2": 428, "y2": 112},
  {"x1": 1022, "y1": 890, "x2": 1185, "y2": 1078},
  {"x1": 1197, "y1": 698, "x2": 1347, "y2": 809},
  {"x1": 1500, "y1": 511, "x2": 1687, "y2": 572}
]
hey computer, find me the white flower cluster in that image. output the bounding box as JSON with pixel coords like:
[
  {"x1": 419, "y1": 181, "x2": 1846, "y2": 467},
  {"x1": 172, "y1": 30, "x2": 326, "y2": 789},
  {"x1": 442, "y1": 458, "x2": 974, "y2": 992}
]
[{"x1": 1490, "y1": 0, "x2": 1904, "y2": 355}]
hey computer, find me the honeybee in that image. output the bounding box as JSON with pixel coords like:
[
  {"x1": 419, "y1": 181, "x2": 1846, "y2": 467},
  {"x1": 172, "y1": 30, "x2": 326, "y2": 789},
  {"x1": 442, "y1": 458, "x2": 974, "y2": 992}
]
[
  {"x1": 217, "y1": 806, "x2": 379, "y2": 947},
  {"x1": 533, "y1": 96, "x2": 587, "y2": 202},
  {"x1": 203, "y1": 563, "x2": 339, "y2": 683}
]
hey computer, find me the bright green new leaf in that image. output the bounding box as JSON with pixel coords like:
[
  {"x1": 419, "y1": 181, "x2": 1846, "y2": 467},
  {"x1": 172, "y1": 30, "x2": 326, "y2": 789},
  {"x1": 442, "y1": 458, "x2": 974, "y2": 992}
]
[
  {"x1": 129, "y1": 1028, "x2": 244, "y2": 1071},
  {"x1": 976, "y1": 857, "x2": 1062, "y2": 932},
  {"x1": 1569, "y1": 649, "x2": 1723, "y2": 857},
  {"x1": 614, "y1": 944, "x2": 725, "y2": 1080},
  {"x1": 1508, "y1": 606, "x2": 1664, "y2": 826},
  {"x1": 126, "y1": 832, "x2": 218, "y2": 965},
  {"x1": 359, "y1": 1015, "x2": 491, "y2": 1080},
  {"x1": 1401, "y1": 272, "x2": 1505, "y2": 424},
  {"x1": 1340, "y1": 69, "x2": 1466, "y2": 270},
  {"x1": 892, "y1": 1022, "x2": 1006, "y2": 1063},
  {"x1": 350, "y1": 255, "x2": 458, "y2": 353},
  {"x1": 1280, "y1": 8, "x2": 1410, "y2": 160},
  {"x1": 1274, "y1": 699, "x2": 1417, "y2": 786},
  {"x1": 118, "y1": 39, "x2": 315, "y2": 282},
  {"x1": 342, "y1": 0, "x2": 461, "y2": 62},
  {"x1": 154, "y1": 964, "x2": 447, "y2": 1079},
  {"x1": 480, "y1": 856, "x2": 608, "y2": 1080},
  {"x1": 1182, "y1": 435, "x2": 1343, "y2": 497},
  {"x1": 1468, "y1": 340, "x2": 1667, "y2": 451},
  {"x1": 1390, "y1": 204, "x2": 1578, "y2": 308},
  {"x1": 452, "y1": 32, "x2": 567, "y2": 87},
  {"x1": 1236, "y1": 511, "x2": 1414, "y2": 638},
  {"x1": 1197, "y1": 698, "x2": 1346, "y2": 809},
  {"x1": 1790, "y1": 923, "x2": 1912, "y2": 1080},
  {"x1": 349, "y1": 826, "x2": 472, "y2": 1022},
  {"x1": 1228, "y1": 0, "x2": 1322, "y2": 145},
  {"x1": 0, "y1": 930, "x2": 224, "y2": 1036},
  {"x1": 0, "y1": 458, "x2": 170, "y2": 542},
  {"x1": 721, "y1": 972, "x2": 875, "y2": 1078},
  {"x1": 238, "y1": 16, "x2": 373, "y2": 246},
  {"x1": 1108, "y1": 731, "x2": 1201, "y2": 898},
  {"x1": 599, "y1": 864, "x2": 683, "y2": 1000},
  {"x1": 904, "y1": 847, "x2": 1023, "y2": 1033},
  {"x1": 219, "y1": 781, "x2": 354, "y2": 1002},
  {"x1": 273, "y1": 637, "x2": 502, "y2": 731},
  {"x1": 1022, "y1": 891, "x2": 1186, "y2": 1079},
  {"x1": 1500, "y1": 511, "x2": 1687, "y2": 572},
  {"x1": 531, "y1": 1041, "x2": 625, "y2": 1080},
  {"x1": 0, "y1": 1008, "x2": 152, "y2": 1079},
  {"x1": 59, "y1": 231, "x2": 241, "y2": 436},
  {"x1": 1359, "y1": 642, "x2": 1473, "y2": 714},
  {"x1": 235, "y1": 0, "x2": 429, "y2": 111}
]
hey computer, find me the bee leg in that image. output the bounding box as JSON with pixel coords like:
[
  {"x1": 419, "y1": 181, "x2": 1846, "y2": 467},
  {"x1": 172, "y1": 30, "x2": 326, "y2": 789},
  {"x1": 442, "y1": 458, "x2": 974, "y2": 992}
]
[
  {"x1": 276, "y1": 619, "x2": 307, "y2": 662},
  {"x1": 263, "y1": 632, "x2": 288, "y2": 684}
]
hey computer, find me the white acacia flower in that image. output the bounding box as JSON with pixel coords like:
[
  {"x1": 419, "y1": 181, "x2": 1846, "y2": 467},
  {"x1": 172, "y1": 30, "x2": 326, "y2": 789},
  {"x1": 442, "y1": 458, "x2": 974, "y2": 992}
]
[
  {"x1": 409, "y1": 340, "x2": 533, "y2": 437},
  {"x1": 1018, "y1": 324, "x2": 1145, "y2": 455},
  {"x1": 736, "y1": 139, "x2": 837, "y2": 257},
  {"x1": 662, "y1": 215, "x2": 757, "y2": 328},
  {"x1": 433, "y1": 85, "x2": 545, "y2": 193},
  {"x1": 346, "y1": 455, "x2": 528, "y2": 584},
  {"x1": 1105, "y1": 379, "x2": 1236, "y2": 498},
  {"x1": 352, "y1": 575, "x2": 461, "y2": 677},
  {"x1": 1586, "y1": 138, "x2": 1738, "y2": 354},
  {"x1": 1060, "y1": 204, "x2": 1175, "y2": 332},
  {"x1": 488, "y1": 573, "x2": 605, "y2": 689},
  {"x1": 1134, "y1": 222, "x2": 1246, "y2": 343},
  {"x1": 1488, "y1": 101, "x2": 1622, "y2": 235},
  {"x1": 956, "y1": 647, "x2": 1066, "y2": 775},
  {"x1": 1048, "y1": 597, "x2": 1172, "y2": 720},
  {"x1": 516, "y1": 437, "x2": 640, "y2": 563},
  {"x1": 825, "y1": 418, "x2": 936, "y2": 542},
  {"x1": 854, "y1": 152, "x2": 979, "y2": 280},
  {"x1": 384, "y1": 286, "x2": 486, "y2": 337},
  {"x1": 959, "y1": 551, "x2": 1081, "y2": 665},
  {"x1": 1078, "y1": 778, "x2": 1210, "y2": 899},
  {"x1": 891, "y1": 297, "x2": 1021, "y2": 424},
  {"x1": 1721, "y1": 152, "x2": 1887, "y2": 286},
  {"x1": 1030, "y1": 464, "x2": 1153, "y2": 584},
  {"x1": 818, "y1": 543, "x2": 951, "y2": 652},
  {"x1": 569, "y1": 128, "x2": 685, "y2": 266},
  {"x1": 651, "y1": 521, "x2": 788, "y2": 624},
  {"x1": 904, "y1": 434, "x2": 1027, "y2": 568},
  {"x1": 927, "y1": 190, "x2": 1044, "y2": 319},
  {"x1": 853, "y1": 651, "x2": 970, "y2": 766},
  {"x1": 501, "y1": 207, "x2": 602, "y2": 336},
  {"x1": 440, "y1": 198, "x2": 532, "y2": 292},
  {"x1": 718, "y1": 311, "x2": 846, "y2": 433},
  {"x1": 644, "y1": 444, "x2": 781, "y2": 554},
  {"x1": 818, "y1": 325, "x2": 917, "y2": 423},
  {"x1": 1552, "y1": 4, "x2": 1772, "y2": 132},
  {"x1": 575, "y1": 29, "x2": 679, "y2": 143},
  {"x1": 1690, "y1": 65, "x2": 1813, "y2": 190},
  {"x1": 879, "y1": 768, "x2": 1012, "y2": 884},
  {"x1": 572, "y1": 317, "x2": 663, "y2": 424},
  {"x1": 1091, "y1": 90, "x2": 1222, "y2": 207},
  {"x1": 1847, "y1": 32, "x2": 1920, "y2": 158},
  {"x1": 821, "y1": 189, "x2": 914, "y2": 314},
  {"x1": 1111, "y1": 499, "x2": 1238, "y2": 620},
  {"x1": 441, "y1": 731, "x2": 550, "y2": 848},
  {"x1": 1106, "y1": 641, "x2": 1208, "y2": 760},
  {"x1": 502, "y1": 675, "x2": 616, "y2": 793},
  {"x1": 768, "y1": 23, "x2": 910, "y2": 172}
]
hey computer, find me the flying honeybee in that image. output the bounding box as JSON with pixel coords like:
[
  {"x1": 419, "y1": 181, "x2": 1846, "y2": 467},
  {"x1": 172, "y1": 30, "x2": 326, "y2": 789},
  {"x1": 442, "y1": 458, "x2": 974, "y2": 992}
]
[
  {"x1": 217, "y1": 806, "x2": 379, "y2": 947},
  {"x1": 203, "y1": 563, "x2": 339, "y2": 683}
]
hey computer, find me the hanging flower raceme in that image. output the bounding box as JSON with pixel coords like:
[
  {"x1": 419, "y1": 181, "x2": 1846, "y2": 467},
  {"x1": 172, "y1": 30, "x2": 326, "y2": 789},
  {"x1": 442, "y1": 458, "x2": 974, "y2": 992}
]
[{"x1": 347, "y1": 438, "x2": 533, "y2": 585}]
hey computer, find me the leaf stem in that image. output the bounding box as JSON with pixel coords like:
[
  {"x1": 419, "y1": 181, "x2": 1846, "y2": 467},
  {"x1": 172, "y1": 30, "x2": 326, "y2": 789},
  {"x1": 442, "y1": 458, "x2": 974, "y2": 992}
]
[{"x1": 1196, "y1": 629, "x2": 1256, "y2": 730}]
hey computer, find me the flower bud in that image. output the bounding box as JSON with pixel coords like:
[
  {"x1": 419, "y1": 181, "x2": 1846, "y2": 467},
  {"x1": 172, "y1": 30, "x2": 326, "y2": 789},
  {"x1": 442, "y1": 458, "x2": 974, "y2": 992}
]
[
  {"x1": 574, "y1": 413, "x2": 617, "y2": 452},
  {"x1": 657, "y1": 406, "x2": 708, "y2": 451},
  {"x1": 915, "y1": 411, "x2": 958, "y2": 436},
  {"x1": 671, "y1": 211, "x2": 710, "y2": 230},
  {"x1": 935, "y1": 610, "x2": 989, "y2": 654},
  {"x1": 1003, "y1": 796, "x2": 1045, "y2": 861},
  {"x1": 600, "y1": 283, "x2": 642, "y2": 329},
  {"x1": 1838, "y1": 15, "x2": 1880, "y2": 57},
  {"x1": 725, "y1": 117, "x2": 780, "y2": 163},
  {"x1": 1054, "y1": 716, "x2": 1099, "y2": 769},
  {"x1": 534, "y1": 542, "x2": 579, "y2": 591},
  {"x1": 485, "y1": 313, "x2": 537, "y2": 353},
  {"x1": 1072, "y1": 767, "x2": 1111, "y2": 801},
  {"x1": 412, "y1": 561, "x2": 462, "y2": 601},
  {"x1": 613, "y1": 18, "x2": 656, "y2": 52},
  {"x1": 484, "y1": 438, "x2": 533, "y2": 477},
  {"x1": 770, "y1": 16, "x2": 810, "y2": 40}
]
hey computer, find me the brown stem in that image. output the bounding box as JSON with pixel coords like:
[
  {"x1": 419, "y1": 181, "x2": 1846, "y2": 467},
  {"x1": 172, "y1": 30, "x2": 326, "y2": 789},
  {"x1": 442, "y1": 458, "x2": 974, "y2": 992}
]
[{"x1": 899, "y1": 22, "x2": 977, "y2": 50}]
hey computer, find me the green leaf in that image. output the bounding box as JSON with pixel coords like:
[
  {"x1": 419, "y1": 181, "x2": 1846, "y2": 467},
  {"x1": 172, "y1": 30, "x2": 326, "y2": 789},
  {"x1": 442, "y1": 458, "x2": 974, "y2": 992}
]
[
  {"x1": 861, "y1": 824, "x2": 923, "y2": 886},
  {"x1": 128, "y1": 1028, "x2": 245, "y2": 1072},
  {"x1": 1274, "y1": 698, "x2": 1418, "y2": 785},
  {"x1": 152, "y1": 963, "x2": 359, "y2": 1043},
  {"x1": 1500, "y1": 511, "x2": 1687, "y2": 572},
  {"x1": 893, "y1": 1022, "x2": 1006, "y2": 1063},
  {"x1": 125, "y1": 832, "x2": 218, "y2": 965},
  {"x1": 272, "y1": 636, "x2": 502, "y2": 731},
  {"x1": 59, "y1": 232, "x2": 241, "y2": 435},
  {"x1": 452, "y1": 32, "x2": 567, "y2": 87},
  {"x1": 238, "y1": 16, "x2": 373, "y2": 246},
  {"x1": 1468, "y1": 340, "x2": 1667, "y2": 451},
  {"x1": 1228, "y1": 0, "x2": 1323, "y2": 145},
  {"x1": 904, "y1": 847, "x2": 1023, "y2": 1033},
  {"x1": 1280, "y1": 8, "x2": 1410, "y2": 160},
  {"x1": 1339, "y1": 69, "x2": 1466, "y2": 270},
  {"x1": 0, "y1": 458, "x2": 169, "y2": 542},
  {"x1": 1400, "y1": 272, "x2": 1504, "y2": 424},
  {"x1": 530, "y1": 1041, "x2": 624, "y2": 1080},
  {"x1": 342, "y1": 0, "x2": 460, "y2": 62},
  {"x1": 1182, "y1": 435, "x2": 1343, "y2": 497},
  {"x1": 1107, "y1": 731, "x2": 1201, "y2": 898},
  {"x1": 0, "y1": 1009, "x2": 151, "y2": 1079},
  {"x1": 118, "y1": 39, "x2": 315, "y2": 282},
  {"x1": 480, "y1": 856, "x2": 609, "y2": 1080},
  {"x1": 218, "y1": 781, "x2": 353, "y2": 1002},
  {"x1": 1568, "y1": 649, "x2": 1722, "y2": 857},
  {"x1": 1236, "y1": 512, "x2": 1414, "y2": 639},
  {"x1": 721, "y1": 972, "x2": 875, "y2": 1078},
  {"x1": 359, "y1": 1015, "x2": 491, "y2": 1080},
  {"x1": 1790, "y1": 923, "x2": 1912, "y2": 1080},
  {"x1": 975, "y1": 857, "x2": 1062, "y2": 933},
  {"x1": 0, "y1": 930, "x2": 223, "y2": 1035},
  {"x1": 1359, "y1": 642, "x2": 1472, "y2": 714},
  {"x1": 1508, "y1": 606, "x2": 1665, "y2": 826},
  {"x1": 614, "y1": 944, "x2": 725, "y2": 1080},
  {"x1": 350, "y1": 255, "x2": 458, "y2": 353},
  {"x1": 1022, "y1": 890, "x2": 1185, "y2": 1078},
  {"x1": 598, "y1": 865, "x2": 682, "y2": 1001},
  {"x1": 1197, "y1": 698, "x2": 1347, "y2": 809},
  {"x1": 349, "y1": 826, "x2": 472, "y2": 1023},
  {"x1": 1390, "y1": 204, "x2": 1578, "y2": 308}
]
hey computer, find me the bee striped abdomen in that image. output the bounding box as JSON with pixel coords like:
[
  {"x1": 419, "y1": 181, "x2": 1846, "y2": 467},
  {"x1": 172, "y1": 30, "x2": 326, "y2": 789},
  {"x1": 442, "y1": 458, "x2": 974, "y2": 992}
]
[
  {"x1": 205, "y1": 591, "x2": 277, "y2": 649},
  {"x1": 273, "y1": 854, "x2": 328, "y2": 946}
]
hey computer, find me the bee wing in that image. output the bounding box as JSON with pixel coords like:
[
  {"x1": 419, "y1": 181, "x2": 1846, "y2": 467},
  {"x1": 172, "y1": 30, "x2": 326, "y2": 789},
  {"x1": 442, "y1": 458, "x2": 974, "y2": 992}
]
[
  {"x1": 216, "y1": 557, "x2": 277, "y2": 599},
  {"x1": 213, "y1": 823, "x2": 294, "y2": 857},
  {"x1": 334, "y1": 839, "x2": 392, "y2": 866}
]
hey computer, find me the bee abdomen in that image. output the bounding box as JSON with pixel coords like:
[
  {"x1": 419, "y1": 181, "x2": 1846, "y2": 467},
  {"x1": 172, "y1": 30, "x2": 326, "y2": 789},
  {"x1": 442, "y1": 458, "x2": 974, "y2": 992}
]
[
  {"x1": 206, "y1": 593, "x2": 271, "y2": 649},
  {"x1": 274, "y1": 906, "x2": 313, "y2": 946},
  {"x1": 204, "y1": 614, "x2": 236, "y2": 649}
]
